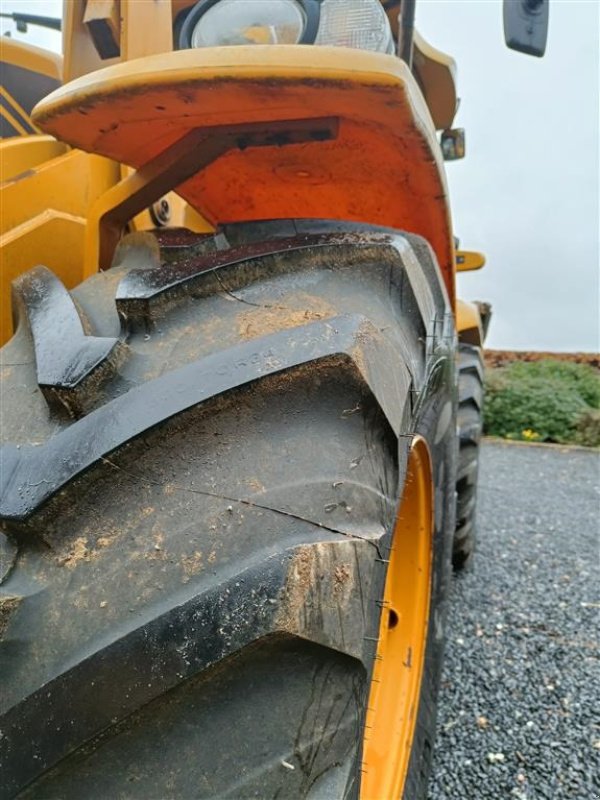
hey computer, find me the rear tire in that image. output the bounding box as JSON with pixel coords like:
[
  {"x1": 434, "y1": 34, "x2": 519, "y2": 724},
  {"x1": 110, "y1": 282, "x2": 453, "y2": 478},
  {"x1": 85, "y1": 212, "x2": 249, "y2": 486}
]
[
  {"x1": 452, "y1": 342, "x2": 485, "y2": 570},
  {"x1": 0, "y1": 221, "x2": 457, "y2": 799}
]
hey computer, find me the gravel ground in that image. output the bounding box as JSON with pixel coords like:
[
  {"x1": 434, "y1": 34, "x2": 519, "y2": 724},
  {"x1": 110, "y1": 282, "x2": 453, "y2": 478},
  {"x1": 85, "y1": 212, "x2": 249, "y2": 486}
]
[{"x1": 429, "y1": 440, "x2": 600, "y2": 800}]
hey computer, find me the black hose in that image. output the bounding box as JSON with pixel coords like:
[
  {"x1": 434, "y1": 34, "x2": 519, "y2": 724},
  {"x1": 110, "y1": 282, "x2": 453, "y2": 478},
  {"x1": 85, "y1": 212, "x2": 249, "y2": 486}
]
[
  {"x1": 399, "y1": 0, "x2": 416, "y2": 67},
  {"x1": 0, "y1": 13, "x2": 62, "y2": 33}
]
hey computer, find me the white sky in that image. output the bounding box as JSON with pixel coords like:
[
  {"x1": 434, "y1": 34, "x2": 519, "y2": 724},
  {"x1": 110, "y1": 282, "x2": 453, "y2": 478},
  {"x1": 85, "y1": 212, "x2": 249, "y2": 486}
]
[{"x1": 2, "y1": 0, "x2": 598, "y2": 352}]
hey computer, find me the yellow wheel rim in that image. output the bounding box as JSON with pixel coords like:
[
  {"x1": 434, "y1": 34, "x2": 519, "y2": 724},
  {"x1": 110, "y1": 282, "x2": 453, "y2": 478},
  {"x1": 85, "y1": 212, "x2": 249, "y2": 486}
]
[{"x1": 361, "y1": 436, "x2": 434, "y2": 799}]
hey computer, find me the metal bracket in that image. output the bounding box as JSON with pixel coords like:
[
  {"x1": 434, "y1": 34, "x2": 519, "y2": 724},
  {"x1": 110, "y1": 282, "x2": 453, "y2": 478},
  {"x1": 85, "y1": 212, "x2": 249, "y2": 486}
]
[{"x1": 84, "y1": 116, "x2": 339, "y2": 276}]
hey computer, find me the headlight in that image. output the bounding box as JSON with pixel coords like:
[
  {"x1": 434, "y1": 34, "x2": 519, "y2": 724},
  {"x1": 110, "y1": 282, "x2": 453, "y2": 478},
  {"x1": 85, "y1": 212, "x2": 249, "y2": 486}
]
[
  {"x1": 180, "y1": 0, "x2": 316, "y2": 48},
  {"x1": 315, "y1": 0, "x2": 394, "y2": 54},
  {"x1": 180, "y1": 0, "x2": 394, "y2": 55}
]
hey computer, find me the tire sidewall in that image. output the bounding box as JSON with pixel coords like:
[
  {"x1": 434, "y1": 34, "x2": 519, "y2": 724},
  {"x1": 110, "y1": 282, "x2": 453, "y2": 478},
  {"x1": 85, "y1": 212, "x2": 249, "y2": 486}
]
[{"x1": 401, "y1": 355, "x2": 457, "y2": 799}]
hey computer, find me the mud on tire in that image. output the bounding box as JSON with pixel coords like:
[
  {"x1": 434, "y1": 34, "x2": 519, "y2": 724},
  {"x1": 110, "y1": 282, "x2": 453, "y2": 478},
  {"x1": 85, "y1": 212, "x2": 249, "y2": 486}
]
[{"x1": 0, "y1": 220, "x2": 457, "y2": 799}]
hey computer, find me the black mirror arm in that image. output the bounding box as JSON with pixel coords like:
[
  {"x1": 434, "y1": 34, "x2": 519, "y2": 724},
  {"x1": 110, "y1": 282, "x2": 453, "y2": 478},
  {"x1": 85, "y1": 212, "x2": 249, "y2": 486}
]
[{"x1": 0, "y1": 13, "x2": 62, "y2": 33}]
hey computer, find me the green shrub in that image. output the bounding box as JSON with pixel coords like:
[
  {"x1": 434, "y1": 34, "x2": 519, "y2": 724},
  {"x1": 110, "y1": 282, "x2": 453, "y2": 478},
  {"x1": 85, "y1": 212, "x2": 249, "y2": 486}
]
[
  {"x1": 574, "y1": 408, "x2": 600, "y2": 447},
  {"x1": 497, "y1": 360, "x2": 600, "y2": 408},
  {"x1": 483, "y1": 360, "x2": 600, "y2": 446}
]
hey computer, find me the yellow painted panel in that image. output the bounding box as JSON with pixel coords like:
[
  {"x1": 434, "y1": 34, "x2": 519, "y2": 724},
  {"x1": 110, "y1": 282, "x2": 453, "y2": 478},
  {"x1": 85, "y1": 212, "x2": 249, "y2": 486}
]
[
  {"x1": 0, "y1": 213, "x2": 86, "y2": 345},
  {"x1": 412, "y1": 31, "x2": 458, "y2": 131},
  {"x1": 456, "y1": 298, "x2": 483, "y2": 340},
  {"x1": 0, "y1": 150, "x2": 119, "y2": 344},
  {"x1": 0, "y1": 136, "x2": 67, "y2": 183},
  {"x1": 0, "y1": 150, "x2": 118, "y2": 234},
  {"x1": 0, "y1": 37, "x2": 62, "y2": 81}
]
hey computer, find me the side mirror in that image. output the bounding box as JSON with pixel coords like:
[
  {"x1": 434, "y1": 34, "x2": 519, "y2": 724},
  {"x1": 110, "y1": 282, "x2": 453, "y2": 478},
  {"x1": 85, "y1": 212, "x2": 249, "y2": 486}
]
[
  {"x1": 441, "y1": 128, "x2": 465, "y2": 161},
  {"x1": 456, "y1": 251, "x2": 486, "y2": 272},
  {"x1": 503, "y1": 0, "x2": 549, "y2": 57}
]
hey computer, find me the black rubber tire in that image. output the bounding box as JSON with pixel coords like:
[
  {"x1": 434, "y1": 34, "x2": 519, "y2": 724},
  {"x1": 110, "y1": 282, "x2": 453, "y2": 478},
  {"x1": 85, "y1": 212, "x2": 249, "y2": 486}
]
[
  {"x1": 0, "y1": 220, "x2": 457, "y2": 799},
  {"x1": 452, "y1": 342, "x2": 485, "y2": 570}
]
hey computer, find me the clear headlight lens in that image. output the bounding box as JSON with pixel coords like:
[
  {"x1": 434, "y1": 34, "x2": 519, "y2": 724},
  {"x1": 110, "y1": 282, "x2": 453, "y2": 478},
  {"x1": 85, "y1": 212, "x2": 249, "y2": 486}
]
[
  {"x1": 315, "y1": 0, "x2": 394, "y2": 54},
  {"x1": 189, "y1": 0, "x2": 307, "y2": 47}
]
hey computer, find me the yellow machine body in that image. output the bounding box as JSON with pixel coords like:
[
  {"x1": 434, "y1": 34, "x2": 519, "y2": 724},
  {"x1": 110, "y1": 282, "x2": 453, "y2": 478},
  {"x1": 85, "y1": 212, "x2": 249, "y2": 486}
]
[
  {"x1": 0, "y1": 5, "x2": 495, "y2": 797},
  {"x1": 0, "y1": 38, "x2": 62, "y2": 136},
  {"x1": 0, "y1": 142, "x2": 118, "y2": 345},
  {"x1": 33, "y1": 46, "x2": 454, "y2": 296},
  {"x1": 0, "y1": 0, "x2": 483, "y2": 344}
]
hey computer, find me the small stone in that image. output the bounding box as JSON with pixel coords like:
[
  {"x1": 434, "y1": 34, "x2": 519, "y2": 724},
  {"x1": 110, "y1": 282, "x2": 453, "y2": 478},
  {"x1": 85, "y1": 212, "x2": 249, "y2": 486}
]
[
  {"x1": 487, "y1": 752, "x2": 506, "y2": 764},
  {"x1": 477, "y1": 715, "x2": 489, "y2": 729}
]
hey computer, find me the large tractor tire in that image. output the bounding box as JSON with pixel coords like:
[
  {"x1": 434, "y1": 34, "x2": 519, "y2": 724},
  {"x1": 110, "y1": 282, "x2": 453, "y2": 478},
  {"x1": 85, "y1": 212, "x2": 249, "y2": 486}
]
[
  {"x1": 453, "y1": 342, "x2": 485, "y2": 570},
  {"x1": 0, "y1": 220, "x2": 457, "y2": 799}
]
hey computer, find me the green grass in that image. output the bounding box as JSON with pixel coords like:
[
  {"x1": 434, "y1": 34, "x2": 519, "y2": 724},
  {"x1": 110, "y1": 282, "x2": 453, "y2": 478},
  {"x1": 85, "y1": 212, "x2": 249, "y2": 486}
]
[{"x1": 483, "y1": 360, "x2": 600, "y2": 447}]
